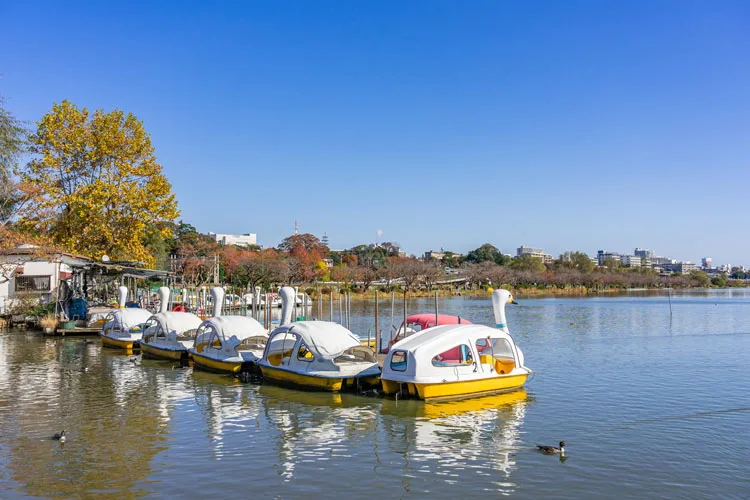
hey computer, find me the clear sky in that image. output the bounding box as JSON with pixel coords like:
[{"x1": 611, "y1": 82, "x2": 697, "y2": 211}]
[{"x1": 2, "y1": 1, "x2": 749, "y2": 265}]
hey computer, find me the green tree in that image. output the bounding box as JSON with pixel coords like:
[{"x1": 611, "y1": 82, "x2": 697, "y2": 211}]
[
  {"x1": 509, "y1": 255, "x2": 546, "y2": 273},
  {"x1": 602, "y1": 258, "x2": 621, "y2": 270},
  {"x1": 689, "y1": 270, "x2": 710, "y2": 288},
  {"x1": 0, "y1": 92, "x2": 27, "y2": 224},
  {"x1": 20, "y1": 100, "x2": 179, "y2": 266},
  {"x1": 556, "y1": 251, "x2": 595, "y2": 273},
  {"x1": 711, "y1": 275, "x2": 727, "y2": 288},
  {"x1": 466, "y1": 243, "x2": 510, "y2": 265}
]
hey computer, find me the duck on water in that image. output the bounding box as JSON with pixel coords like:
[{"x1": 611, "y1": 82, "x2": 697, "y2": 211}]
[{"x1": 537, "y1": 441, "x2": 566, "y2": 454}]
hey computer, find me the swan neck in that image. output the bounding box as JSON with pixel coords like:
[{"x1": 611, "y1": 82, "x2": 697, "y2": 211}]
[
  {"x1": 118, "y1": 286, "x2": 128, "y2": 308},
  {"x1": 212, "y1": 287, "x2": 224, "y2": 317},
  {"x1": 158, "y1": 286, "x2": 170, "y2": 313}
]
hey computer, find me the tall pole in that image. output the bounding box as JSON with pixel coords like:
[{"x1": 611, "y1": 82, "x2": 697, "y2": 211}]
[
  {"x1": 403, "y1": 289, "x2": 407, "y2": 340},
  {"x1": 339, "y1": 292, "x2": 343, "y2": 325},
  {"x1": 375, "y1": 290, "x2": 379, "y2": 353},
  {"x1": 390, "y1": 291, "x2": 395, "y2": 348},
  {"x1": 329, "y1": 292, "x2": 333, "y2": 322},
  {"x1": 435, "y1": 290, "x2": 439, "y2": 326}
]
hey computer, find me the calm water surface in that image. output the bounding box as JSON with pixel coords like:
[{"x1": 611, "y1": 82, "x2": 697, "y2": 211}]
[{"x1": 1, "y1": 290, "x2": 749, "y2": 499}]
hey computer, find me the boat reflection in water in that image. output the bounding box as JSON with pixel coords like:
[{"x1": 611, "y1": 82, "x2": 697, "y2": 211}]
[
  {"x1": 380, "y1": 389, "x2": 530, "y2": 495},
  {"x1": 258, "y1": 384, "x2": 379, "y2": 482}
]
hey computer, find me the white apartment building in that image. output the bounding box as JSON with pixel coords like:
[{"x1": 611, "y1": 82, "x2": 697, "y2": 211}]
[
  {"x1": 516, "y1": 246, "x2": 553, "y2": 265},
  {"x1": 208, "y1": 232, "x2": 257, "y2": 247},
  {"x1": 620, "y1": 255, "x2": 642, "y2": 267}
]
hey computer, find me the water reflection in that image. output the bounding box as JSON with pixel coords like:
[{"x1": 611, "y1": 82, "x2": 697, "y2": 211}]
[
  {"x1": 380, "y1": 390, "x2": 530, "y2": 495},
  {"x1": 0, "y1": 335, "x2": 169, "y2": 497},
  {"x1": 258, "y1": 385, "x2": 379, "y2": 482}
]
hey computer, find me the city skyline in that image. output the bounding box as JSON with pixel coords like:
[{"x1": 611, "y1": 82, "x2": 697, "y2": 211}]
[{"x1": 2, "y1": 1, "x2": 748, "y2": 264}]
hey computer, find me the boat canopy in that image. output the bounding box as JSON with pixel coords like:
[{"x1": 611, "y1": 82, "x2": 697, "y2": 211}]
[
  {"x1": 269, "y1": 321, "x2": 361, "y2": 360},
  {"x1": 384, "y1": 323, "x2": 526, "y2": 380},
  {"x1": 198, "y1": 315, "x2": 267, "y2": 343},
  {"x1": 150, "y1": 311, "x2": 202, "y2": 335},
  {"x1": 105, "y1": 308, "x2": 153, "y2": 330},
  {"x1": 404, "y1": 314, "x2": 472, "y2": 330},
  {"x1": 393, "y1": 324, "x2": 515, "y2": 354}
]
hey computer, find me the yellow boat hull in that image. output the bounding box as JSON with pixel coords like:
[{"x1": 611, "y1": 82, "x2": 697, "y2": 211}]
[
  {"x1": 100, "y1": 334, "x2": 138, "y2": 350},
  {"x1": 381, "y1": 373, "x2": 529, "y2": 400},
  {"x1": 140, "y1": 342, "x2": 186, "y2": 361},
  {"x1": 191, "y1": 352, "x2": 243, "y2": 374},
  {"x1": 261, "y1": 365, "x2": 379, "y2": 392}
]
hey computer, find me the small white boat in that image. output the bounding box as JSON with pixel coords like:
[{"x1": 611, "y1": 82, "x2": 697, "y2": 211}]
[
  {"x1": 257, "y1": 287, "x2": 380, "y2": 392},
  {"x1": 99, "y1": 286, "x2": 153, "y2": 350},
  {"x1": 189, "y1": 287, "x2": 269, "y2": 374},
  {"x1": 140, "y1": 287, "x2": 203, "y2": 361},
  {"x1": 380, "y1": 289, "x2": 532, "y2": 400}
]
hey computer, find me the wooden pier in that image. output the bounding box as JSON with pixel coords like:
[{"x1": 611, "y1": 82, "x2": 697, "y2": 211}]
[{"x1": 51, "y1": 326, "x2": 101, "y2": 336}]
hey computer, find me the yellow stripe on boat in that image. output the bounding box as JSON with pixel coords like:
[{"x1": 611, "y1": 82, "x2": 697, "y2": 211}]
[
  {"x1": 416, "y1": 374, "x2": 528, "y2": 400},
  {"x1": 140, "y1": 343, "x2": 184, "y2": 361},
  {"x1": 191, "y1": 351, "x2": 243, "y2": 374},
  {"x1": 382, "y1": 373, "x2": 528, "y2": 400},
  {"x1": 260, "y1": 366, "x2": 378, "y2": 392},
  {"x1": 100, "y1": 335, "x2": 138, "y2": 350}
]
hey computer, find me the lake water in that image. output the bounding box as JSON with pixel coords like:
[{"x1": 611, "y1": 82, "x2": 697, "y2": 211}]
[{"x1": 1, "y1": 290, "x2": 749, "y2": 498}]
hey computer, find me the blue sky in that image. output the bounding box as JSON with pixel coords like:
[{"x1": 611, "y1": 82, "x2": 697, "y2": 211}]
[{"x1": 2, "y1": 1, "x2": 749, "y2": 265}]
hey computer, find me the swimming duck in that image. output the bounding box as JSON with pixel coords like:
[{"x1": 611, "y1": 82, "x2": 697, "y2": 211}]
[
  {"x1": 537, "y1": 441, "x2": 565, "y2": 454},
  {"x1": 53, "y1": 430, "x2": 66, "y2": 443}
]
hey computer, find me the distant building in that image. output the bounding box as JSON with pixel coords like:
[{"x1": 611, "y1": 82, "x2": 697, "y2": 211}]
[
  {"x1": 651, "y1": 256, "x2": 673, "y2": 267},
  {"x1": 597, "y1": 250, "x2": 621, "y2": 266},
  {"x1": 701, "y1": 257, "x2": 712, "y2": 268},
  {"x1": 423, "y1": 249, "x2": 463, "y2": 262},
  {"x1": 517, "y1": 246, "x2": 553, "y2": 264},
  {"x1": 662, "y1": 262, "x2": 697, "y2": 274},
  {"x1": 208, "y1": 232, "x2": 257, "y2": 247},
  {"x1": 620, "y1": 255, "x2": 643, "y2": 267},
  {"x1": 634, "y1": 248, "x2": 655, "y2": 259}
]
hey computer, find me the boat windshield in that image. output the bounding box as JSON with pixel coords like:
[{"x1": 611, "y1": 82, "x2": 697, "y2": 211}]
[
  {"x1": 177, "y1": 328, "x2": 198, "y2": 340},
  {"x1": 334, "y1": 346, "x2": 376, "y2": 364},
  {"x1": 236, "y1": 335, "x2": 267, "y2": 351},
  {"x1": 475, "y1": 337, "x2": 515, "y2": 358}
]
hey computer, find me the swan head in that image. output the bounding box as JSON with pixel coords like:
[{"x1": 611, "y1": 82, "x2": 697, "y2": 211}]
[{"x1": 491, "y1": 289, "x2": 516, "y2": 329}]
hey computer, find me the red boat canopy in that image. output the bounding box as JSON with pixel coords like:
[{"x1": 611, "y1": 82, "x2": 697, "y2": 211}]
[{"x1": 404, "y1": 314, "x2": 472, "y2": 330}]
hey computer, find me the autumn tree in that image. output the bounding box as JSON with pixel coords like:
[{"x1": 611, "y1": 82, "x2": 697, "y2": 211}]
[
  {"x1": 19, "y1": 100, "x2": 179, "y2": 267},
  {"x1": 225, "y1": 249, "x2": 287, "y2": 293}
]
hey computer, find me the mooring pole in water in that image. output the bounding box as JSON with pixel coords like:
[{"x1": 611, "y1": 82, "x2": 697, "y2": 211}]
[
  {"x1": 339, "y1": 292, "x2": 343, "y2": 325},
  {"x1": 403, "y1": 290, "x2": 407, "y2": 339},
  {"x1": 390, "y1": 291, "x2": 395, "y2": 347},
  {"x1": 347, "y1": 291, "x2": 351, "y2": 330},
  {"x1": 375, "y1": 291, "x2": 379, "y2": 353},
  {"x1": 435, "y1": 290, "x2": 439, "y2": 326},
  {"x1": 367, "y1": 329, "x2": 371, "y2": 349}
]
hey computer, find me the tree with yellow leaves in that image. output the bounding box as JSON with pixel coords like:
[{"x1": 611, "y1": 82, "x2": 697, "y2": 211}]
[{"x1": 19, "y1": 100, "x2": 179, "y2": 267}]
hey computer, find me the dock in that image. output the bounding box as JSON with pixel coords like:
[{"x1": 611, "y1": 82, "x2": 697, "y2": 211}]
[{"x1": 52, "y1": 326, "x2": 101, "y2": 336}]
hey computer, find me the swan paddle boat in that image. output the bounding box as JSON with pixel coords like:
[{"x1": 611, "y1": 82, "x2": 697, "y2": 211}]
[
  {"x1": 140, "y1": 287, "x2": 203, "y2": 361},
  {"x1": 256, "y1": 287, "x2": 380, "y2": 391},
  {"x1": 189, "y1": 287, "x2": 269, "y2": 374},
  {"x1": 99, "y1": 286, "x2": 153, "y2": 350},
  {"x1": 380, "y1": 289, "x2": 532, "y2": 400}
]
